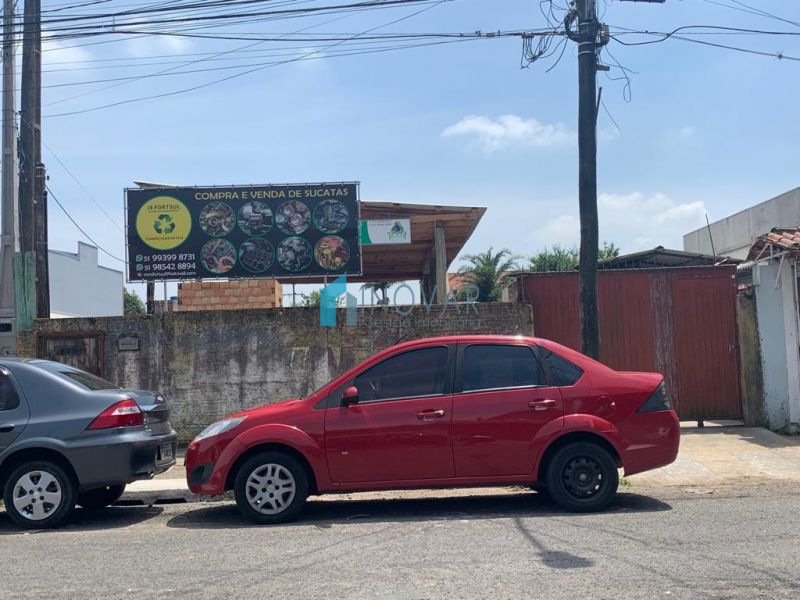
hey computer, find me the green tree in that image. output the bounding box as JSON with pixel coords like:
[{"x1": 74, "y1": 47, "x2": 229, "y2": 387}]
[
  {"x1": 302, "y1": 290, "x2": 321, "y2": 307},
  {"x1": 123, "y1": 289, "x2": 146, "y2": 315},
  {"x1": 528, "y1": 242, "x2": 621, "y2": 272},
  {"x1": 598, "y1": 241, "x2": 621, "y2": 261},
  {"x1": 457, "y1": 247, "x2": 521, "y2": 302},
  {"x1": 529, "y1": 244, "x2": 580, "y2": 272}
]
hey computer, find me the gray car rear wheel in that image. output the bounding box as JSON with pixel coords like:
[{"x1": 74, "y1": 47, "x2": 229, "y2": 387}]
[{"x1": 3, "y1": 461, "x2": 77, "y2": 529}]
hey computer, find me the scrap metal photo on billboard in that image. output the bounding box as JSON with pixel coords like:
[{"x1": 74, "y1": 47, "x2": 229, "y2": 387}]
[{"x1": 125, "y1": 182, "x2": 362, "y2": 282}]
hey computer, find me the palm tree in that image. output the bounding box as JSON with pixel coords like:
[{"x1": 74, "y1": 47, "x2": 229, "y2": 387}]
[
  {"x1": 458, "y1": 248, "x2": 521, "y2": 302},
  {"x1": 360, "y1": 281, "x2": 397, "y2": 305}
]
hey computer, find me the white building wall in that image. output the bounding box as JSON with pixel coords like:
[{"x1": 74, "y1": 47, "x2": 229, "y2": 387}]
[
  {"x1": 49, "y1": 242, "x2": 123, "y2": 318},
  {"x1": 684, "y1": 188, "x2": 800, "y2": 259},
  {"x1": 753, "y1": 260, "x2": 800, "y2": 431}
]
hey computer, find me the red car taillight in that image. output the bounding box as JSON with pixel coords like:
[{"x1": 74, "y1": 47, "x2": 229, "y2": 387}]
[
  {"x1": 637, "y1": 382, "x2": 673, "y2": 413},
  {"x1": 88, "y1": 399, "x2": 144, "y2": 430}
]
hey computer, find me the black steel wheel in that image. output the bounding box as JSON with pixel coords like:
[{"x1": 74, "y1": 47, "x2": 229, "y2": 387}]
[{"x1": 544, "y1": 442, "x2": 619, "y2": 512}]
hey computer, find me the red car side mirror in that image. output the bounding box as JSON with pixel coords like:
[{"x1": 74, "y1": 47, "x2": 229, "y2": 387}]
[{"x1": 342, "y1": 386, "x2": 359, "y2": 406}]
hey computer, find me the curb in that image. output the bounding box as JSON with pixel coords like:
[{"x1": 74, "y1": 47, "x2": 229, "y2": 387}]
[{"x1": 118, "y1": 481, "x2": 230, "y2": 506}]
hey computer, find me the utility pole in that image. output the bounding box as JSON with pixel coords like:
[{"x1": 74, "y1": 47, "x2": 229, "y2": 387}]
[
  {"x1": 562, "y1": 0, "x2": 663, "y2": 359},
  {"x1": 18, "y1": 0, "x2": 48, "y2": 320},
  {"x1": 0, "y1": 0, "x2": 18, "y2": 355},
  {"x1": 576, "y1": 0, "x2": 600, "y2": 359}
]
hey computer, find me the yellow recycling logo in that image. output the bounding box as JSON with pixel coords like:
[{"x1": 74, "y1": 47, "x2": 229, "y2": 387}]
[{"x1": 135, "y1": 196, "x2": 192, "y2": 250}]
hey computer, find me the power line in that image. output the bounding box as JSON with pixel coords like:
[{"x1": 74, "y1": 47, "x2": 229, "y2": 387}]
[
  {"x1": 44, "y1": 0, "x2": 469, "y2": 117},
  {"x1": 46, "y1": 185, "x2": 125, "y2": 263},
  {"x1": 44, "y1": 8, "x2": 361, "y2": 107},
  {"x1": 609, "y1": 26, "x2": 800, "y2": 62},
  {"x1": 41, "y1": 139, "x2": 124, "y2": 232},
  {"x1": 703, "y1": 0, "x2": 800, "y2": 29},
  {"x1": 14, "y1": 0, "x2": 447, "y2": 34}
]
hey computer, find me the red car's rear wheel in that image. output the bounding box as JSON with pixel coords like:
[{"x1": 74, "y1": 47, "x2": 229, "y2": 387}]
[{"x1": 545, "y1": 442, "x2": 619, "y2": 512}]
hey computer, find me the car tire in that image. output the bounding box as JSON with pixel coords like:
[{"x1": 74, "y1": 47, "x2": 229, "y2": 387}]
[
  {"x1": 2, "y1": 460, "x2": 77, "y2": 529},
  {"x1": 233, "y1": 452, "x2": 309, "y2": 525},
  {"x1": 78, "y1": 485, "x2": 126, "y2": 510},
  {"x1": 544, "y1": 442, "x2": 619, "y2": 512}
]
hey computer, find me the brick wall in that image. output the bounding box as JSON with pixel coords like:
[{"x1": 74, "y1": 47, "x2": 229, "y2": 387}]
[
  {"x1": 178, "y1": 279, "x2": 283, "y2": 311},
  {"x1": 20, "y1": 303, "x2": 533, "y2": 441}
]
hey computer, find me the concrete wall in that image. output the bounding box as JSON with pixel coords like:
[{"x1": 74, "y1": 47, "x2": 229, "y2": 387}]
[
  {"x1": 684, "y1": 187, "x2": 800, "y2": 259},
  {"x1": 737, "y1": 289, "x2": 767, "y2": 427},
  {"x1": 20, "y1": 303, "x2": 534, "y2": 441},
  {"x1": 49, "y1": 242, "x2": 123, "y2": 318},
  {"x1": 752, "y1": 262, "x2": 796, "y2": 430}
]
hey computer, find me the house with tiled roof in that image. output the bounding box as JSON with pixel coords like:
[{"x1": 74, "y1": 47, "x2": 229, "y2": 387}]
[{"x1": 738, "y1": 227, "x2": 800, "y2": 433}]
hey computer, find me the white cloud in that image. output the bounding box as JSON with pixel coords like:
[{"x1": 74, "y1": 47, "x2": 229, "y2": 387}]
[
  {"x1": 441, "y1": 114, "x2": 575, "y2": 152},
  {"x1": 125, "y1": 35, "x2": 192, "y2": 57},
  {"x1": 42, "y1": 36, "x2": 92, "y2": 68},
  {"x1": 528, "y1": 192, "x2": 708, "y2": 251},
  {"x1": 679, "y1": 126, "x2": 695, "y2": 138}
]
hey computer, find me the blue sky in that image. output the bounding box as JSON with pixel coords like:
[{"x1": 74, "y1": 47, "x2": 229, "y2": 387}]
[{"x1": 26, "y1": 0, "x2": 800, "y2": 299}]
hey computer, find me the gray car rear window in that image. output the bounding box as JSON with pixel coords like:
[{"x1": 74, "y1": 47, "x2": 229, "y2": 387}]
[
  {"x1": 33, "y1": 361, "x2": 119, "y2": 391},
  {"x1": 58, "y1": 371, "x2": 119, "y2": 391},
  {"x1": 0, "y1": 372, "x2": 21, "y2": 410}
]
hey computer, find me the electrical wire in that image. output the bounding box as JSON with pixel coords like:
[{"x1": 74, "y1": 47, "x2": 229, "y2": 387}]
[
  {"x1": 44, "y1": 8, "x2": 360, "y2": 107},
  {"x1": 42, "y1": 139, "x2": 124, "y2": 233},
  {"x1": 46, "y1": 185, "x2": 125, "y2": 263},
  {"x1": 702, "y1": 0, "x2": 800, "y2": 29},
  {"x1": 44, "y1": 1, "x2": 482, "y2": 117},
  {"x1": 609, "y1": 26, "x2": 800, "y2": 62}
]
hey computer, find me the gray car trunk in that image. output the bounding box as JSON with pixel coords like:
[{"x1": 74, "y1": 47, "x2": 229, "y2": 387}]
[{"x1": 125, "y1": 390, "x2": 172, "y2": 436}]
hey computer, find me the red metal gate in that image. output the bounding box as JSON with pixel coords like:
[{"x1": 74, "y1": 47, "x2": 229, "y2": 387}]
[{"x1": 518, "y1": 267, "x2": 742, "y2": 420}]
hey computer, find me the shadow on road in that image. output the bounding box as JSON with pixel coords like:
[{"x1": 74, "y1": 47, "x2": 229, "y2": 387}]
[
  {"x1": 0, "y1": 506, "x2": 165, "y2": 536},
  {"x1": 166, "y1": 490, "x2": 671, "y2": 531}
]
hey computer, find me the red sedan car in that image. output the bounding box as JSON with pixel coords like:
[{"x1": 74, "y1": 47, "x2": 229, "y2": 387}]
[{"x1": 186, "y1": 335, "x2": 679, "y2": 523}]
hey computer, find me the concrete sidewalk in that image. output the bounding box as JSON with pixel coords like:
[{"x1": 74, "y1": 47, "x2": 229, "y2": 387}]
[
  {"x1": 122, "y1": 426, "x2": 800, "y2": 504},
  {"x1": 631, "y1": 426, "x2": 800, "y2": 487}
]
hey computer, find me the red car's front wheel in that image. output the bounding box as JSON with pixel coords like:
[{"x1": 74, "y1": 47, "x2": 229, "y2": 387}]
[{"x1": 233, "y1": 451, "x2": 309, "y2": 524}]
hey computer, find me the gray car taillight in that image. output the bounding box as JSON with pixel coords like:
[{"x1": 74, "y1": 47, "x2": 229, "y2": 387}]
[{"x1": 637, "y1": 382, "x2": 672, "y2": 413}]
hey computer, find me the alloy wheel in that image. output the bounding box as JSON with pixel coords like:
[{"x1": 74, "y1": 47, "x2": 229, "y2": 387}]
[
  {"x1": 245, "y1": 463, "x2": 296, "y2": 515},
  {"x1": 12, "y1": 470, "x2": 63, "y2": 522}
]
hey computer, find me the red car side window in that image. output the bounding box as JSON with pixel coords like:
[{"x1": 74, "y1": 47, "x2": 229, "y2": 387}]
[
  {"x1": 461, "y1": 345, "x2": 542, "y2": 392},
  {"x1": 354, "y1": 346, "x2": 449, "y2": 403},
  {"x1": 538, "y1": 349, "x2": 584, "y2": 386}
]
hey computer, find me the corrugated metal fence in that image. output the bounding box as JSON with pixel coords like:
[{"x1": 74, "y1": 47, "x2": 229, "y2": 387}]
[{"x1": 517, "y1": 267, "x2": 742, "y2": 420}]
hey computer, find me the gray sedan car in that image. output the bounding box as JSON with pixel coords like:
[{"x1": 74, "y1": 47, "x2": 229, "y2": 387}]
[{"x1": 0, "y1": 358, "x2": 178, "y2": 529}]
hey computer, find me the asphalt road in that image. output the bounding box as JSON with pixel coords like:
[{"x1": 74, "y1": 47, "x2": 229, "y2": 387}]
[{"x1": 1, "y1": 484, "x2": 798, "y2": 599}]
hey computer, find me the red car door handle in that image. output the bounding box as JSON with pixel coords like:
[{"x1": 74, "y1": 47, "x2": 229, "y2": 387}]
[
  {"x1": 528, "y1": 399, "x2": 556, "y2": 410},
  {"x1": 417, "y1": 409, "x2": 445, "y2": 419}
]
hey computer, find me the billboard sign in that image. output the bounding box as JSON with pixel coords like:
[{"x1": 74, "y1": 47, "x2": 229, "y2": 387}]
[
  {"x1": 126, "y1": 182, "x2": 361, "y2": 281},
  {"x1": 359, "y1": 219, "x2": 411, "y2": 245}
]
